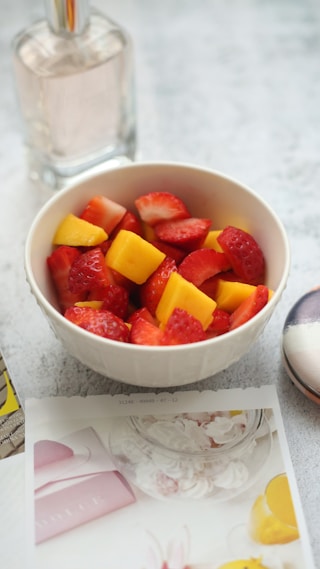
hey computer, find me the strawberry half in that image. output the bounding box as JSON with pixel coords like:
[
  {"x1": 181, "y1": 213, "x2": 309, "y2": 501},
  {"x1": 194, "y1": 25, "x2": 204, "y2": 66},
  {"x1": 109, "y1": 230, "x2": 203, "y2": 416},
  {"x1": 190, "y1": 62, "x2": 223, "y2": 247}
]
[
  {"x1": 111, "y1": 210, "x2": 143, "y2": 238},
  {"x1": 134, "y1": 191, "x2": 190, "y2": 226},
  {"x1": 130, "y1": 317, "x2": 164, "y2": 345},
  {"x1": 127, "y1": 307, "x2": 157, "y2": 326},
  {"x1": 229, "y1": 284, "x2": 269, "y2": 330},
  {"x1": 178, "y1": 248, "x2": 231, "y2": 287},
  {"x1": 217, "y1": 226, "x2": 265, "y2": 284},
  {"x1": 206, "y1": 308, "x2": 231, "y2": 337},
  {"x1": 65, "y1": 306, "x2": 130, "y2": 342},
  {"x1": 88, "y1": 283, "x2": 129, "y2": 319},
  {"x1": 151, "y1": 240, "x2": 186, "y2": 264},
  {"x1": 80, "y1": 195, "x2": 126, "y2": 234},
  {"x1": 154, "y1": 217, "x2": 211, "y2": 251},
  {"x1": 162, "y1": 308, "x2": 206, "y2": 345},
  {"x1": 139, "y1": 257, "x2": 177, "y2": 316},
  {"x1": 68, "y1": 247, "x2": 112, "y2": 294},
  {"x1": 47, "y1": 245, "x2": 86, "y2": 311}
]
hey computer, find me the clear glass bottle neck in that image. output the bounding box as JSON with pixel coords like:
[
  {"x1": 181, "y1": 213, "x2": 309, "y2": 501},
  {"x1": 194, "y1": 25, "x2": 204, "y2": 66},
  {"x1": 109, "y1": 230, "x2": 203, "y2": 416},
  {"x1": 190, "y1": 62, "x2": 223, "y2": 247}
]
[{"x1": 45, "y1": 0, "x2": 90, "y2": 36}]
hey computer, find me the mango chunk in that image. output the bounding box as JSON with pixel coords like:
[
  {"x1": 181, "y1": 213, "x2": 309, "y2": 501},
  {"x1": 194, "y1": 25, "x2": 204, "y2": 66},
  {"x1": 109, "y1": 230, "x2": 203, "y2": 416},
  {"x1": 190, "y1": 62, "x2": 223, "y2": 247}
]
[
  {"x1": 105, "y1": 229, "x2": 165, "y2": 284},
  {"x1": 156, "y1": 272, "x2": 216, "y2": 330},
  {"x1": 74, "y1": 301, "x2": 103, "y2": 309},
  {"x1": 203, "y1": 230, "x2": 224, "y2": 252},
  {"x1": 142, "y1": 222, "x2": 156, "y2": 242},
  {"x1": 215, "y1": 280, "x2": 256, "y2": 312},
  {"x1": 53, "y1": 213, "x2": 108, "y2": 246}
]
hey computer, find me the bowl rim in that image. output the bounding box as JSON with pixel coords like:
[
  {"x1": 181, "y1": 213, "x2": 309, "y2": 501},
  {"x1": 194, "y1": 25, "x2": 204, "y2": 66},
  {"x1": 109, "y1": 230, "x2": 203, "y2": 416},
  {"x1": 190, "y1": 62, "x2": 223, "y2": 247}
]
[{"x1": 24, "y1": 160, "x2": 291, "y2": 352}]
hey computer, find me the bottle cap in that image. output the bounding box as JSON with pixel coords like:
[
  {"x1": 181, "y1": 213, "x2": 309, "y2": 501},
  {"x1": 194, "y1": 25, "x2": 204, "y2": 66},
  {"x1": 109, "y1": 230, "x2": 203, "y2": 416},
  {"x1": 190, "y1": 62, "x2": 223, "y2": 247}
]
[
  {"x1": 282, "y1": 288, "x2": 320, "y2": 404},
  {"x1": 45, "y1": 0, "x2": 90, "y2": 35}
]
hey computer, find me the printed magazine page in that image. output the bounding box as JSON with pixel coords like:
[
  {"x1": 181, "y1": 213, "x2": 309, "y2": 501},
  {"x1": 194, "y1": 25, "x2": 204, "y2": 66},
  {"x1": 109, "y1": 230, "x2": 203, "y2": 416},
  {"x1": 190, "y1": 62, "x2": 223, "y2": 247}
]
[
  {"x1": 0, "y1": 349, "x2": 25, "y2": 459},
  {"x1": 0, "y1": 348, "x2": 26, "y2": 569},
  {"x1": 25, "y1": 386, "x2": 315, "y2": 569}
]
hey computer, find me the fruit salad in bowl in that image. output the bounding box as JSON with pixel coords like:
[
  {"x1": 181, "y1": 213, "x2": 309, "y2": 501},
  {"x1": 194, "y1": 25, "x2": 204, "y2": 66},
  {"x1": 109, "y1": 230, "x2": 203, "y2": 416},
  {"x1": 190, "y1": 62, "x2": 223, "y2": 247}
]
[{"x1": 25, "y1": 162, "x2": 290, "y2": 387}]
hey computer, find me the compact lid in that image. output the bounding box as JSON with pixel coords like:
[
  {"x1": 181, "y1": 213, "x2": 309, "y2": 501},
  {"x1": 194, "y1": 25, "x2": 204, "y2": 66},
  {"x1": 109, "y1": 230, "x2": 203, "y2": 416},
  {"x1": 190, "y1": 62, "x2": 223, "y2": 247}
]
[
  {"x1": 282, "y1": 288, "x2": 320, "y2": 404},
  {"x1": 45, "y1": 0, "x2": 90, "y2": 35}
]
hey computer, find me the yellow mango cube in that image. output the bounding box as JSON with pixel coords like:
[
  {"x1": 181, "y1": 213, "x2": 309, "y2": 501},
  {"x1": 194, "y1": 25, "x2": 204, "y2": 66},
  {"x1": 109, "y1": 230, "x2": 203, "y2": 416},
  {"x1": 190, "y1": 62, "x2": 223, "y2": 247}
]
[
  {"x1": 142, "y1": 222, "x2": 156, "y2": 242},
  {"x1": 215, "y1": 279, "x2": 256, "y2": 312},
  {"x1": 156, "y1": 272, "x2": 216, "y2": 330},
  {"x1": 53, "y1": 213, "x2": 108, "y2": 246},
  {"x1": 105, "y1": 229, "x2": 165, "y2": 284},
  {"x1": 74, "y1": 301, "x2": 104, "y2": 309},
  {"x1": 203, "y1": 230, "x2": 224, "y2": 252}
]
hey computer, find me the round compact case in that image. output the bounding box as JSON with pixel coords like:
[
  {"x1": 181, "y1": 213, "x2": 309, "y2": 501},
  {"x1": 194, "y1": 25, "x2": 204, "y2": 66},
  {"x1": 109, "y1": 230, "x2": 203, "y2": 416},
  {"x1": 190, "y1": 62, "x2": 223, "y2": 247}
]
[{"x1": 282, "y1": 288, "x2": 320, "y2": 404}]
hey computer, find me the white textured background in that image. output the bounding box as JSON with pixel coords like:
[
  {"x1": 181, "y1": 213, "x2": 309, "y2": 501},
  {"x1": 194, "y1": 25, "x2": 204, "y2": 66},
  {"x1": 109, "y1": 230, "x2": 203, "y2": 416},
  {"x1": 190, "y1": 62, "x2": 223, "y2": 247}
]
[{"x1": 1, "y1": 0, "x2": 320, "y2": 565}]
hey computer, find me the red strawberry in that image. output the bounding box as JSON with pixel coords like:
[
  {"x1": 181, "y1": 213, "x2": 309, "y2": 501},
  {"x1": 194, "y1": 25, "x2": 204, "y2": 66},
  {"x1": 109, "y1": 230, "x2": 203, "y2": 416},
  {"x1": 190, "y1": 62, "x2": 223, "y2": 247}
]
[
  {"x1": 135, "y1": 191, "x2": 190, "y2": 226},
  {"x1": 127, "y1": 307, "x2": 157, "y2": 326},
  {"x1": 68, "y1": 247, "x2": 112, "y2": 294},
  {"x1": 217, "y1": 226, "x2": 265, "y2": 284},
  {"x1": 154, "y1": 218, "x2": 211, "y2": 251},
  {"x1": 87, "y1": 284, "x2": 129, "y2": 319},
  {"x1": 198, "y1": 275, "x2": 220, "y2": 299},
  {"x1": 108, "y1": 268, "x2": 138, "y2": 296},
  {"x1": 47, "y1": 245, "x2": 86, "y2": 311},
  {"x1": 178, "y1": 248, "x2": 231, "y2": 287},
  {"x1": 140, "y1": 257, "x2": 177, "y2": 316},
  {"x1": 98, "y1": 240, "x2": 113, "y2": 255},
  {"x1": 80, "y1": 195, "x2": 126, "y2": 234},
  {"x1": 64, "y1": 306, "x2": 130, "y2": 342},
  {"x1": 80, "y1": 240, "x2": 112, "y2": 256},
  {"x1": 229, "y1": 284, "x2": 269, "y2": 330},
  {"x1": 217, "y1": 270, "x2": 245, "y2": 282},
  {"x1": 130, "y1": 317, "x2": 164, "y2": 345},
  {"x1": 151, "y1": 240, "x2": 186, "y2": 264},
  {"x1": 199, "y1": 270, "x2": 244, "y2": 299},
  {"x1": 162, "y1": 308, "x2": 206, "y2": 345},
  {"x1": 111, "y1": 210, "x2": 143, "y2": 237},
  {"x1": 206, "y1": 308, "x2": 231, "y2": 337}
]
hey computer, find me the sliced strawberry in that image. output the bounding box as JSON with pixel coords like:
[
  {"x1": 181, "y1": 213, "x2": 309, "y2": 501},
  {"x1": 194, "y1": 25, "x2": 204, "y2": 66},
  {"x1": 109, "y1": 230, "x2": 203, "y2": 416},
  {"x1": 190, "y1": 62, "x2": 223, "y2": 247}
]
[
  {"x1": 111, "y1": 210, "x2": 143, "y2": 238},
  {"x1": 199, "y1": 270, "x2": 245, "y2": 300},
  {"x1": 109, "y1": 268, "x2": 137, "y2": 294},
  {"x1": 140, "y1": 257, "x2": 177, "y2": 316},
  {"x1": 151, "y1": 240, "x2": 186, "y2": 264},
  {"x1": 87, "y1": 283, "x2": 129, "y2": 319},
  {"x1": 130, "y1": 317, "x2": 164, "y2": 345},
  {"x1": 80, "y1": 240, "x2": 112, "y2": 256},
  {"x1": 198, "y1": 275, "x2": 220, "y2": 299},
  {"x1": 217, "y1": 226, "x2": 265, "y2": 284},
  {"x1": 47, "y1": 245, "x2": 86, "y2": 311},
  {"x1": 135, "y1": 191, "x2": 190, "y2": 226},
  {"x1": 178, "y1": 248, "x2": 231, "y2": 287},
  {"x1": 68, "y1": 247, "x2": 112, "y2": 294},
  {"x1": 161, "y1": 308, "x2": 206, "y2": 345},
  {"x1": 80, "y1": 195, "x2": 126, "y2": 234},
  {"x1": 229, "y1": 284, "x2": 269, "y2": 330},
  {"x1": 98, "y1": 240, "x2": 113, "y2": 256},
  {"x1": 154, "y1": 218, "x2": 211, "y2": 251},
  {"x1": 65, "y1": 306, "x2": 130, "y2": 342},
  {"x1": 127, "y1": 307, "x2": 157, "y2": 326},
  {"x1": 217, "y1": 270, "x2": 244, "y2": 282},
  {"x1": 206, "y1": 308, "x2": 231, "y2": 337}
]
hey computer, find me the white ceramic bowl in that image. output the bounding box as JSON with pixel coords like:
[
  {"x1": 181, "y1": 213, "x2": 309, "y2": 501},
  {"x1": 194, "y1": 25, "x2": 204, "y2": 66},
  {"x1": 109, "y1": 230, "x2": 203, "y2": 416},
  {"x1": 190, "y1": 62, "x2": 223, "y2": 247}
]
[{"x1": 25, "y1": 162, "x2": 290, "y2": 387}]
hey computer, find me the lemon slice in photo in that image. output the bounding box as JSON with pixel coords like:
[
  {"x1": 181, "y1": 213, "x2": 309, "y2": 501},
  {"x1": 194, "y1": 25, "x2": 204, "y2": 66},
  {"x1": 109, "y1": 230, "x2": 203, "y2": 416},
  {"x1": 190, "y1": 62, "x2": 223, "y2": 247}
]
[
  {"x1": 249, "y1": 473, "x2": 299, "y2": 544},
  {"x1": 218, "y1": 558, "x2": 267, "y2": 569}
]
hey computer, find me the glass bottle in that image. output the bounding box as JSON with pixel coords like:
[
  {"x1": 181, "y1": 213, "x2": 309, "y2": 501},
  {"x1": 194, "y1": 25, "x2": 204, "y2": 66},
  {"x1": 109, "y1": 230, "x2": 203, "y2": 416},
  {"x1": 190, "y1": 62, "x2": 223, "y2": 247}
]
[{"x1": 12, "y1": 0, "x2": 136, "y2": 191}]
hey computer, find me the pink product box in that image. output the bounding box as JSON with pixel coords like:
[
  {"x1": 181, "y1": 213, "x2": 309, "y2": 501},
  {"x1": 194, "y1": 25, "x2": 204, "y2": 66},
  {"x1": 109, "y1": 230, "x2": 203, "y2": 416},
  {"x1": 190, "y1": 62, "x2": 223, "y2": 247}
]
[
  {"x1": 33, "y1": 427, "x2": 136, "y2": 544},
  {"x1": 35, "y1": 470, "x2": 135, "y2": 544}
]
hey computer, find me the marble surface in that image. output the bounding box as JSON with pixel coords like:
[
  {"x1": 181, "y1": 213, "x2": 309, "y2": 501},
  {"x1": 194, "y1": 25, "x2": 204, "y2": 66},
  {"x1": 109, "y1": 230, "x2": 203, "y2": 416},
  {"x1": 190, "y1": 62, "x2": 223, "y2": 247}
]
[{"x1": 1, "y1": 0, "x2": 320, "y2": 565}]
